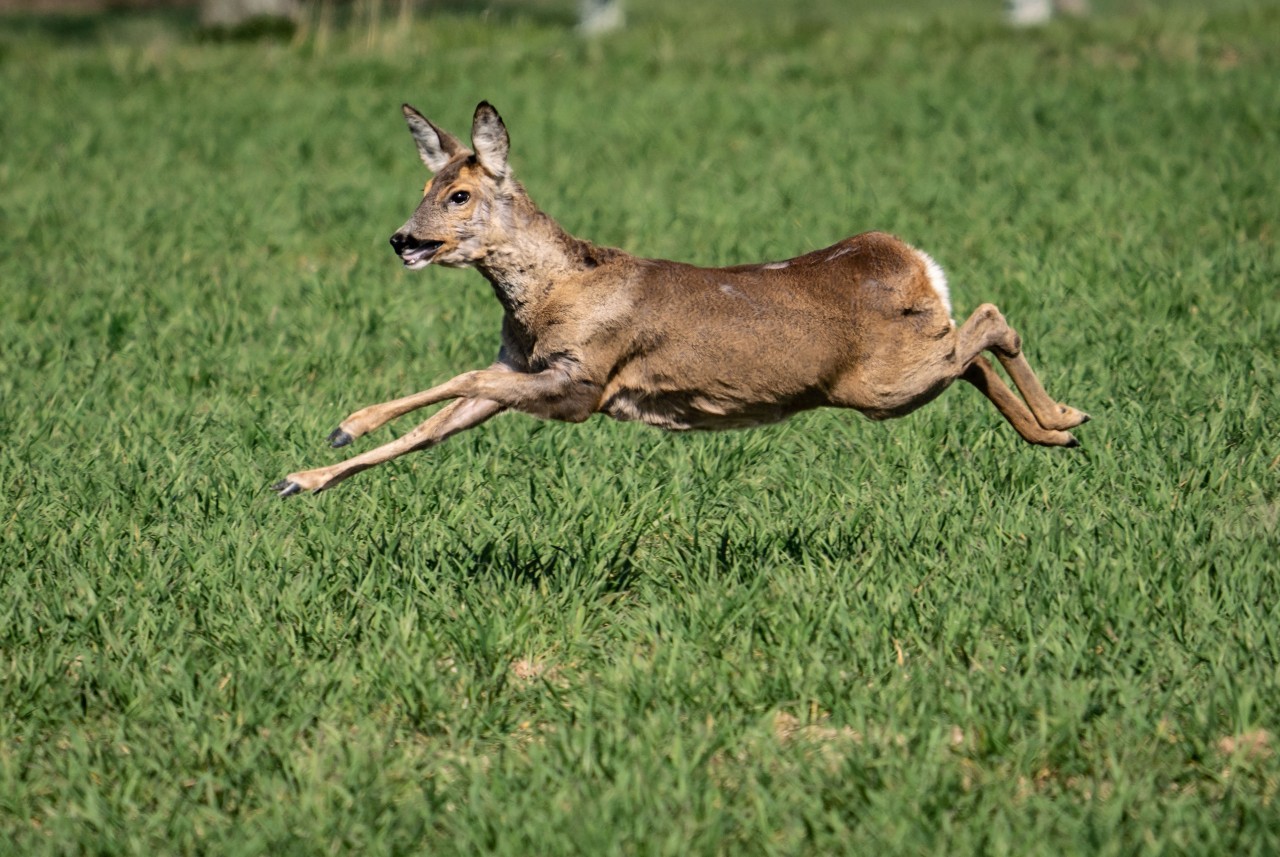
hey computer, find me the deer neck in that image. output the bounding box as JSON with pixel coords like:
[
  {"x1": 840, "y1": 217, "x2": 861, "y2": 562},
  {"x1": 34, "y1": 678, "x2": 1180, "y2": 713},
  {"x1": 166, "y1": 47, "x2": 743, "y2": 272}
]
[{"x1": 476, "y1": 199, "x2": 616, "y2": 319}]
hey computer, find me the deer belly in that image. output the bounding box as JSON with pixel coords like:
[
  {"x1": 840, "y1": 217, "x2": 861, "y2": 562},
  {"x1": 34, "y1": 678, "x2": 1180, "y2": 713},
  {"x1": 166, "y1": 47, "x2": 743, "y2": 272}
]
[{"x1": 600, "y1": 388, "x2": 794, "y2": 431}]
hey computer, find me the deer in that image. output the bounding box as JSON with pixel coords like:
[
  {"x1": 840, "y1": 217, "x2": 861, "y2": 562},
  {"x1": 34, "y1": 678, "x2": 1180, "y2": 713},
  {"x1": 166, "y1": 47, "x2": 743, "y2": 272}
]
[{"x1": 272, "y1": 101, "x2": 1088, "y2": 498}]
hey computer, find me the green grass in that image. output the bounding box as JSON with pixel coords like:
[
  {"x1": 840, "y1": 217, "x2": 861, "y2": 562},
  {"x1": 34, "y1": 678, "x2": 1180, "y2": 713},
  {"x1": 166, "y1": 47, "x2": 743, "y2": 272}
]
[{"x1": 2, "y1": 0, "x2": 1279, "y2": 853}]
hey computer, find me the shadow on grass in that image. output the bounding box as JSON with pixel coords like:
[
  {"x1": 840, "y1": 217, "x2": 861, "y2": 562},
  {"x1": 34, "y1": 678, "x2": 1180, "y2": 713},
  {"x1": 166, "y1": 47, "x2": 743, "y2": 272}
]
[{"x1": 436, "y1": 532, "x2": 648, "y2": 595}]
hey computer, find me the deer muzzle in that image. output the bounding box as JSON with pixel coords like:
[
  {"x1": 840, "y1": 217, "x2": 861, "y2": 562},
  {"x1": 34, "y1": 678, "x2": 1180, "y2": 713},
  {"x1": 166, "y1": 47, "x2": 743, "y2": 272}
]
[{"x1": 390, "y1": 232, "x2": 445, "y2": 269}]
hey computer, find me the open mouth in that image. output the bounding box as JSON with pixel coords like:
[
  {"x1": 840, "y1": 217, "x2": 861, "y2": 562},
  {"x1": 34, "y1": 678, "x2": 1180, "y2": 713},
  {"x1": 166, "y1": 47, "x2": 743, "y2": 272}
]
[{"x1": 400, "y1": 240, "x2": 444, "y2": 270}]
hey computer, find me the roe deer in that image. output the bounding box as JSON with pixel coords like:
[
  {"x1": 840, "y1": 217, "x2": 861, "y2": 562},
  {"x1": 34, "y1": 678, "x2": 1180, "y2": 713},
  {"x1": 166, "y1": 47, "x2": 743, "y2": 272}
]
[{"x1": 273, "y1": 101, "x2": 1088, "y2": 497}]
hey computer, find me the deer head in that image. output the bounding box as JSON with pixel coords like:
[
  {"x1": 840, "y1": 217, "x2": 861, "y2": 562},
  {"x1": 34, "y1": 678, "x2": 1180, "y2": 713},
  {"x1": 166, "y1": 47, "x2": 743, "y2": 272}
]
[{"x1": 389, "y1": 101, "x2": 515, "y2": 270}]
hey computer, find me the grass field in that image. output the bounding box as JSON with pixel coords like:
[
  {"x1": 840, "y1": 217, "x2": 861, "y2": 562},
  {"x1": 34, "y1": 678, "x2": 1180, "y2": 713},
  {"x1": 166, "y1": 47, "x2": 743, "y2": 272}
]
[{"x1": 2, "y1": 0, "x2": 1279, "y2": 852}]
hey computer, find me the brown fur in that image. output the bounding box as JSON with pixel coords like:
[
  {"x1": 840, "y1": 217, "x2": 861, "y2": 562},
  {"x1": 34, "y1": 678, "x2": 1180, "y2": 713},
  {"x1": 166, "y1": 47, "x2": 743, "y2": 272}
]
[{"x1": 273, "y1": 102, "x2": 1088, "y2": 497}]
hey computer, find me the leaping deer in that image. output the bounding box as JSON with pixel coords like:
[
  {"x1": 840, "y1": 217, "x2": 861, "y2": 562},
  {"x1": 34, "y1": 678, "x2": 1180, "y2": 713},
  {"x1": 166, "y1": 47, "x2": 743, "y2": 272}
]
[{"x1": 273, "y1": 101, "x2": 1088, "y2": 497}]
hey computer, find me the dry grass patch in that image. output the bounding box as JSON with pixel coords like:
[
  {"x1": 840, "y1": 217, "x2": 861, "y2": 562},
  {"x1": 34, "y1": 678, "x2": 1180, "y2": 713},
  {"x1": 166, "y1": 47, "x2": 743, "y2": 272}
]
[{"x1": 1217, "y1": 729, "x2": 1273, "y2": 762}]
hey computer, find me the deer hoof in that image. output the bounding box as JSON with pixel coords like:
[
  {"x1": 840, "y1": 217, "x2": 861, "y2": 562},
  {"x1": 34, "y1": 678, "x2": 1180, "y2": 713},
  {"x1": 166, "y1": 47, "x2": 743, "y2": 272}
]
[
  {"x1": 328, "y1": 428, "x2": 354, "y2": 448},
  {"x1": 1059, "y1": 405, "x2": 1091, "y2": 428},
  {"x1": 272, "y1": 479, "x2": 303, "y2": 498}
]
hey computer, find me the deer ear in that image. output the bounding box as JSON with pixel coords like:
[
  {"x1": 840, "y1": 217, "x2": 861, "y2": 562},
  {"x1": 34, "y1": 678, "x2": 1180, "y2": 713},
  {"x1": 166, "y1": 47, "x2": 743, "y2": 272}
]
[
  {"x1": 471, "y1": 101, "x2": 510, "y2": 179},
  {"x1": 402, "y1": 104, "x2": 467, "y2": 173}
]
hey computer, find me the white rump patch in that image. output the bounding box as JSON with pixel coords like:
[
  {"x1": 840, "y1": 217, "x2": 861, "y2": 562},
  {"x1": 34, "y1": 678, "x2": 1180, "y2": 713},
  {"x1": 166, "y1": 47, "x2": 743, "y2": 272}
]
[{"x1": 914, "y1": 248, "x2": 954, "y2": 323}]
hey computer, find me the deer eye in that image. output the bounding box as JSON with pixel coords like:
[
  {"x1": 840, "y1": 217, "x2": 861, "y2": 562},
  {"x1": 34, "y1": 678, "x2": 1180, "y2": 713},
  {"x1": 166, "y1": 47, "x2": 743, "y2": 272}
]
[{"x1": 448, "y1": 190, "x2": 471, "y2": 205}]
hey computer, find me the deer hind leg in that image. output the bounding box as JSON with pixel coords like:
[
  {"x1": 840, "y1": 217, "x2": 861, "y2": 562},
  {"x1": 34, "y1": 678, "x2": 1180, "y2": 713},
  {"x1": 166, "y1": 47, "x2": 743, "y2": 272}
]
[
  {"x1": 273, "y1": 397, "x2": 505, "y2": 496},
  {"x1": 956, "y1": 303, "x2": 1089, "y2": 446}
]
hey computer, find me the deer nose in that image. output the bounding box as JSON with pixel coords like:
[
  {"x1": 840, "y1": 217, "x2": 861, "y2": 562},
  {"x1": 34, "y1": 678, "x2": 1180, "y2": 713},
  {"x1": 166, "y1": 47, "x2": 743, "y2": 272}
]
[{"x1": 389, "y1": 232, "x2": 409, "y2": 254}]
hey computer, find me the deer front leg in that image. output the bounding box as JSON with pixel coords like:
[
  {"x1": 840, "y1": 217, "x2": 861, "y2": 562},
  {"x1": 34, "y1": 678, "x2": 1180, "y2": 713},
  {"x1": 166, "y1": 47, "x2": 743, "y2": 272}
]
[
  {"x1": 328, "y1": 360, "x2": 597, "y2": 445},
  {"x1": 409, "y1": 362, "x2": 601, "y2": 423},
  {"x1": 273, "y1": 396, "x2": 505, "y2": 497},
  {"x1": 329, "y1": 361, "x2": 517, "y2": 447},
  {"x1": 274, "y1": 363, "x2": 599, "y2": 496}
]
